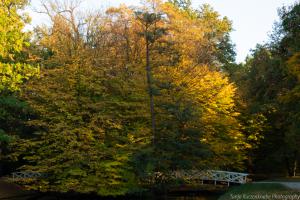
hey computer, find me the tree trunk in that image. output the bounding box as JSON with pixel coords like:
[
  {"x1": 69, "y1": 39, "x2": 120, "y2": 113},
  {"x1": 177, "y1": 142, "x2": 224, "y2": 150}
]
[
  {"x1": 293, "y1": 159, "x2": 297, "y2": 177},
  {"x1": 247, "y1": 152, "x2": 254, "y2": 174},
  {"x1": 293, "y1": 150, "x2": 298, "y2": 177},
  {"x1": 145, "y1": 33, "x2": 156, "y2": 146},
  {"x1": 285, "y1": 152, "x2": 298, "y2": 177}
]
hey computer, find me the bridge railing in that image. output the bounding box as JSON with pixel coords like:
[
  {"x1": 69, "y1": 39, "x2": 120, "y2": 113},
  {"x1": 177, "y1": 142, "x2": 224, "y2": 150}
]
[
  {"x1": 171, "y1": 170, "x2": 249, "y2": 185},
  {"x1": 11, "y1": 171, "x2": 43, "y2": 181}
]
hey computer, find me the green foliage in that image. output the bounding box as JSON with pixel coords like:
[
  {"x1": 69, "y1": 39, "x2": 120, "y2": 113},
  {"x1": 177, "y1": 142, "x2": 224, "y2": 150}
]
[
  {"x1": 278, "y1": 3, "x2": 300, "y2": 54},
  {"x1": 0, "y1": 0, "x2": 39, "y2": 94},
  {"x1": 0, "y1": 63, "x2": 39, "y2": 93},
  {"x1": 0, "y1": 0, "x2": 30, "y2": 59},
  {"x1": 0, "y1": 129, "x2": 11, "y2": 143},
  {"x1": 0, "y1": 95, "x2": 30, "y2": 132}
]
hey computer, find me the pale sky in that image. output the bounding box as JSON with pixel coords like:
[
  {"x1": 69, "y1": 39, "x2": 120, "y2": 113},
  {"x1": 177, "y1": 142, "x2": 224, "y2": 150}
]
[{"x1": 27, "y1": 0, "x2": 297, "y2": 63}]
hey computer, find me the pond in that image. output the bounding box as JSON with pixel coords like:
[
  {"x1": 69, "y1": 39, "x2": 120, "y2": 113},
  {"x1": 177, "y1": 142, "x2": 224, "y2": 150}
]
[{"x1": 1, "y1": 190, "x2": 222, "y2": 200}]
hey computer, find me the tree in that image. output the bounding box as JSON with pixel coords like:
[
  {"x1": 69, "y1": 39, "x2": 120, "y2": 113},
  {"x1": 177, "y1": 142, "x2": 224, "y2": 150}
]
[
  {"x1": 161, "y1": 3, "x2": 234, "y2": 67},
  {"x1": 238, "y1": 2, "x2": 300, "y2": 176},
  {"x1": 0, "y1": 0, "x2": 38, "y2": 175},
  {"x1": 9, "y1": 1, "x2": 151, "y2": 195},
  {"x1": 154, "y1": 59, "x2": 246, "y2": 170},
  {"x1": 135, "y1": 10, "x2": 166, "y2": 146},
  {"x1": 10, "y1": 63, "x2": 150, "y2": 195}
]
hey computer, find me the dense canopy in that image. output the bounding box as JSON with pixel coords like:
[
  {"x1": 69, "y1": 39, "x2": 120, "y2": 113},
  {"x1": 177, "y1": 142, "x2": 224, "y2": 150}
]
[{"x1": 0, "y1": 0, "x2": 299, "y2": 196}]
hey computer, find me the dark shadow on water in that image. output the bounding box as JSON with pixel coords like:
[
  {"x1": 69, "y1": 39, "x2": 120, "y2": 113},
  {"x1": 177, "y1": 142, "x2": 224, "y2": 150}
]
[
  {"x1": 0, "y1": 191, "x2": 221, "y2": 200},
  {"x1": 0, "y1": 178, "x2": 222, "y2": 200}
]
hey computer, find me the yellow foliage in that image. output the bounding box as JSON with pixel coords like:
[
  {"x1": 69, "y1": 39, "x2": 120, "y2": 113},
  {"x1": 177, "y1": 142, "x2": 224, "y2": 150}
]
[
  {"x1": 155, "y1": 58, "x2": 246, "y2": 168},
  {"x1": 287, "y1": 52, "x2": 300, "y2": 81}
]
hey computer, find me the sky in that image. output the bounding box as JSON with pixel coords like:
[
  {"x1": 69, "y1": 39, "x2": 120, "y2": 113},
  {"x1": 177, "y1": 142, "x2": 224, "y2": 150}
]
[{"x1": 27, "y1": 0, "x2": 297, "y2": 63}]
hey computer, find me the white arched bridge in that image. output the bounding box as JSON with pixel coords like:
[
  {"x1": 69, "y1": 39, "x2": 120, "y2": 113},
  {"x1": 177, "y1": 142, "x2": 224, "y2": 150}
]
[
  {"x1": 150, "y1": 170, "x2": 249, "y2": 187},
  {"x1": 171, "y1": 170, "x2": 248, "y2": 185}
]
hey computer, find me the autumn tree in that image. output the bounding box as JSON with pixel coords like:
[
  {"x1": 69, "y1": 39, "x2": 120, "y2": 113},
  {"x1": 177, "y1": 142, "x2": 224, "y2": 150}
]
[
  {"x1": 9, "y1": 0, "x2": 152, "y2": 195},
  {"x1": 154, "y1": 59, "x2": 246, "y2": 170},
  {"x1": 143, "y1": 1, "x2": 246, "y2": 172}
]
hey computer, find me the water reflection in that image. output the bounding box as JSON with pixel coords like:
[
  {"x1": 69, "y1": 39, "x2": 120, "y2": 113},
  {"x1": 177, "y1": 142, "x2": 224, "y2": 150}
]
[{"x1": 154, "y1": 194, "x2": 220, "y2": 200}]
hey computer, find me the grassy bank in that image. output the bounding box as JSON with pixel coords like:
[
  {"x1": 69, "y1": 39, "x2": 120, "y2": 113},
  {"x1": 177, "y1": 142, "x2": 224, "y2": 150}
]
[{"x1": 219, "y1": 183, "x2": 300, "y2": 200}]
